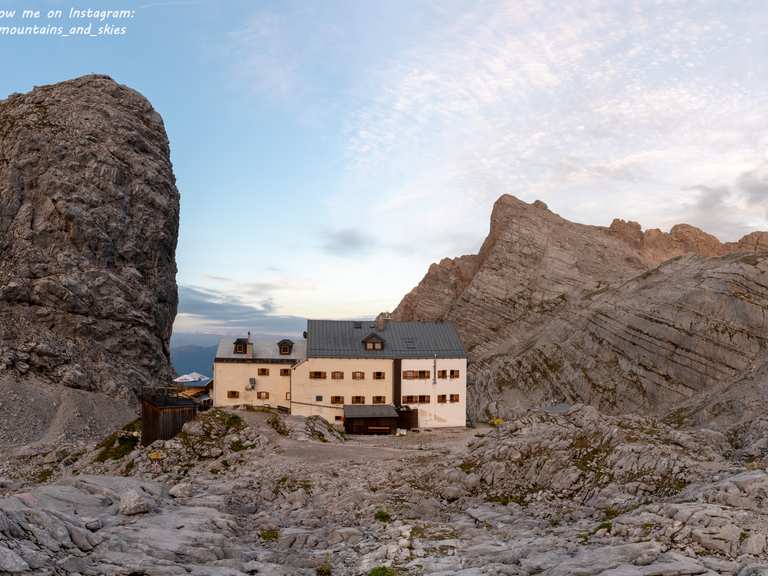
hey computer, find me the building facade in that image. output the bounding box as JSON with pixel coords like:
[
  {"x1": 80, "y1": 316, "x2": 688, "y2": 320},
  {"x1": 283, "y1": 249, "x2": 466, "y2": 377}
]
[
  {"x1": 212, "y1": 336, "x2": 305, "y2": 409},
  {"x1": 212, "y1": 317, "x2": 467, "y2": 429}
]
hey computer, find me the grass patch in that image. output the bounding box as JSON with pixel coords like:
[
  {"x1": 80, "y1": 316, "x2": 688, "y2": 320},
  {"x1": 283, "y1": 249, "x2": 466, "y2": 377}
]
[
  {"x1": 268, "y1": 413, "x2": 289, "y2": 436},
  {"x1": 374, "y1": 509, "x2": 391, "y2": 523},
  {"x1": 95, "y1": 434, "x2": 138, "y2": 462},
  {"x1": 229, "y1": 439, "x2": 247, "y2": 452},
  {"x1": 316, "y1": 556, "x2": 333, "y2": 576},
  {"x1": 458, "y1": 461, "x2": 475, "y2": 473},
  {"x1": 368, "y1": 568, "x2": 396, "y2": 576},
  {"x1": 260, "y1": 529, "x2": 279, "y2": 541},
  {"x1": 36, "y1": 468, "x2": 54, "y2": 483}
]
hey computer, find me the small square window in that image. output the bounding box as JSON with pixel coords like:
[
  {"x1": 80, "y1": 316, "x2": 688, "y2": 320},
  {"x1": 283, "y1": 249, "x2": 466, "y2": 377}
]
[
  {"x1": 280, "y1": 368, "x2": 291, "y2": 376},
  {"x1": 351, "y1": 396, "x2": 365, "y2": 404},
  {"x1": 331, "y1": 371, "x2": 344, "y2": 380},
  {"x1": 418, "y1": 395, "x2": 430, "y2": 404},
  {"x1": 257, "y1": 391, "x2": 269, "y2": 400},
  {"x1": 372, "y1": 396, "x2": 385, "y2": 404},
  {"x1": 315, "y1": 395, "x2": 323, "y2": 402},
  {"x1": 285, "y1": 392, "x2": 291, "y2": 401},
  {"x1": 437, "y1": 394, "x2": 447, "y2": 403},
  {"x1": 450, "y1": 370, "x2": 460, "y2": 379},
  {"x1": 258, "y1": 368, "x2": 269, "y2": 376},
  {"x1": 309, "y1": 371, "x2": 327, "y2": 379},
  {"x1": 373, "y1": 371, "x2": 385, "y2": 380},
  {"x1": 450, "y1": 394, "x2": 460, "y2": 403},
  {"x1": 227, "y1": 390, "x2": 240, "y2": 399},
  {"x1": 437, "y1": 370, "x2": 447, "y2": 379},
  {"x1": 335, "y1": 415, "x2": 343, "y2": 422},
  {"x1": 352, "y1": 371, "x2": 365, "y2": 380},
  {"x1": 331, "y1": 396, "x2": 344, "y2": 405}
]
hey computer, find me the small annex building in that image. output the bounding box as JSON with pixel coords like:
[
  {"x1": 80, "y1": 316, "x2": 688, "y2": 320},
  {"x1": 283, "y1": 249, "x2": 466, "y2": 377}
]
[
  {"x1": 141, "y1": 389, "x2": 197, "y2": 446},
  {"x1": 343, "y1": 404, "x2": 399, "y2": 435}
]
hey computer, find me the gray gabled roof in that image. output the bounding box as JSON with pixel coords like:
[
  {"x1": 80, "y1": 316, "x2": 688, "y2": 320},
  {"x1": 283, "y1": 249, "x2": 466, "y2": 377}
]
[
  {"x1": 343, "y1": 404, "x2": 399, "y2": 419},
  {"x1": 215, "y1": 338, "x2": 307, "y2": 361},
  {"x1": 307, "y1": 319, "x2": 466, "y2": 359}
]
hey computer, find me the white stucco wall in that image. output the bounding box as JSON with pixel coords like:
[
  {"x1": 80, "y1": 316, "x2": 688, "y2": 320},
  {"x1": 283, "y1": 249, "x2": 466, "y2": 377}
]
[
  {"x1": 291, "y1": 358, "x2": 394, "y2": 424},
  {"x1": 400, "y1": 358, "x2": 466, "y2": 428},
  {"x1": 212, "y1": 361, "x2": 292, "y2": 409}
]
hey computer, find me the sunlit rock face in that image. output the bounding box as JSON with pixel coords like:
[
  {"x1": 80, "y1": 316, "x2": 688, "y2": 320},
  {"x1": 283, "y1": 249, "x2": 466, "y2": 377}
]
[{"x1": 393, "y1": 194, "x2": 768, "y2": 424}]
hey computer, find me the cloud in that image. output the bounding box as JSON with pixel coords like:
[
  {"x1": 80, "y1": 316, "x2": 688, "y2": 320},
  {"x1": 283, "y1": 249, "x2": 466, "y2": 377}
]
[
  {"x1": 321, "y1": 228, "x2": 377, "y2": 256},
  {"x1": 679, "y1": 162, "x2": 768, "y2": 239},
  {"x1": 335, "y1": 0, "x2": 768, "y2": 246},
  {"x1": 175, "y1": 285, "x2": 306, "y2": 334}
]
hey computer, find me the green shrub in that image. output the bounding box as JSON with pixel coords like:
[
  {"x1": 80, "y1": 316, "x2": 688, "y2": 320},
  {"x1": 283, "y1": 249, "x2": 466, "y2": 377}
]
[{"x1": 374, "y1": 509, "x2": 391, "y2": 522}]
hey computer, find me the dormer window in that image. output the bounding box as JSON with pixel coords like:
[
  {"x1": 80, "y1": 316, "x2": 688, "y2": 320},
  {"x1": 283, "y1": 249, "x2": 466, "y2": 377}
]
[
  {"x1": 362, "y1": 333, "x2": 384, "y2": 351},
  {"x1": 277, "y1": 339, "x2": 294, "y2": 356},
  {"x1": 233, "y1": 338, "x2": 249, "y2": 355}
]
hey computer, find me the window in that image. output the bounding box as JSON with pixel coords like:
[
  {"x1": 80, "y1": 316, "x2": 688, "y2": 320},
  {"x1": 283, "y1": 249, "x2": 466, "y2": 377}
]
[
  {"x1": 278, "y1": 339, "x2": 294, "y2": 355},
  {"x1": 309, "y1": 371, "x2": 327, "y2": 379},
  {"x1": 331, "y1": 371, "x2": 344, "y2": 380},
  {"x1": 257, "y1": 391, "x2": 269, "y2": 400},
  {"x1": 437, "y1": 370, "x2": 447, "y2": 379},
  {"x1": 372, "y1": 396, "x2": 386, "y2": 404},
  {"x1": 335, "y1": 416, "x2": 343, "y2": 422},
  {"x1": 258, "y1": 368, "x2": 269, "y2": 376},
  {"x1": 234, "y1": 343, "x2": 246, "y2": 354},
  {"x1": 373, "y1": 371, "x2": 385, "y2": 380},
  {"x1": 365, "y1": 341, "x2": 384, "y2": 351},
  {"x1": 418, "y1": 395, "x2": 430, "y2": 404},
  {"x1": 418, "y1": 370, "x2": 430, "y2": 379},
  {"x1": 450, "y1": 394, "x2": 460, "y2": 403},
  {"x1": 285, "y1": 392, "x2": 291, "y2": 401},
  {"x1": 402, "y1": 395, "x2": 418, "y2": 404},
  {"x1": 315, "y1": 395, "x2": 323, "y2": 402},
  {"x1": 352, "y1": 371, "x2": 365, "y2": 380},
  {"x1": 450, "y1": 370, "x2": 460, "y2": 379},
  {"x1": 402, "y1": 370, "x2": 415, "y2": 379},
  {"x1": 351, "y1": 396, "x2": 365, "y2": 404},
  {"x1": 227, "y1": 391, "x2": 240, "y2": 399},
  {"x1": 437, "y1": 394, "x2": 447, "y2": 403},
  {"x1": 331, "y1": 396, "x2": 344, "y2": 405},
  {"x1": 280, "y1": 368, "x2": 291, "y2": 376}
]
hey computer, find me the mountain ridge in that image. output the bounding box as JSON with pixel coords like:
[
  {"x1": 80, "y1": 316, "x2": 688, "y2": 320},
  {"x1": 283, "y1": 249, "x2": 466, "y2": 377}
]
[{"x1": 393, "y1": 194, "x2": 768, "y2": 425}]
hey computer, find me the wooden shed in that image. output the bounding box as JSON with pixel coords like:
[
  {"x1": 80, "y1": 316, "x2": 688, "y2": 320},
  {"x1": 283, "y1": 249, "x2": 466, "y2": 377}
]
[
  {"x1": 141, "y1": 390, "x2": 197, "y2": 446},
  {"x1": 343, "y1": 404, "x2": 399, "y2": 435}
]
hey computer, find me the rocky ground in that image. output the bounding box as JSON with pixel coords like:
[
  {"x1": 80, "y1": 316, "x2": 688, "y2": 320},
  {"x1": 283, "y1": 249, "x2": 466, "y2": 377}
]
[{"x1": 1, "y1": 405, "x2": 768, "y2": 575}]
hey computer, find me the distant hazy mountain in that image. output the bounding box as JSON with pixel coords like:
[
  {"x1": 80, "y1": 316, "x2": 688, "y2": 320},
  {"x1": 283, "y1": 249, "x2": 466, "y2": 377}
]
[{"x1": 170, "y1": 344, "x2": 218, "y2": 378}]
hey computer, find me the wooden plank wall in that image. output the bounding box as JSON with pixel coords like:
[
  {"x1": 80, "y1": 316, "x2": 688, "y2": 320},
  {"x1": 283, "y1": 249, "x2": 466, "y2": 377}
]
[{"x1": 141, "y1": 401, "x2": 196, "y2": 446}]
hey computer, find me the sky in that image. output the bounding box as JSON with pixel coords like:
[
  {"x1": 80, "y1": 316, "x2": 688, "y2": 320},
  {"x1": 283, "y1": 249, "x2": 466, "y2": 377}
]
[{"x1": 1, "y1": 0, "x2": 767, "y2": 337}]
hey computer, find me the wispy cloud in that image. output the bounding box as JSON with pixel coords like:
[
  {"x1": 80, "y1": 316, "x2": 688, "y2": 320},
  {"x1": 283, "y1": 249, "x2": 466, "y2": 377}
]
[
  {"x1": 339, "y1": 1, "x2": 768, "y2": 242},
  {"x1": 175, "y1": 285, "x2": 305, "y2": 334},
  {"x1": 321, "y1": 228, "x2": 377, "y2": 256}
]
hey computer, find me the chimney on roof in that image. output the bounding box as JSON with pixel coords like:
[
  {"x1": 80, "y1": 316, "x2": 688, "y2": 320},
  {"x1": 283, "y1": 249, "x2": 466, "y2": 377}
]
[
  {"x1": 376, "y1": 312, "x2": 391, "y2": 332},
  {"x1": 246, "y1": 331, "x2": 254, "y2": 356}
]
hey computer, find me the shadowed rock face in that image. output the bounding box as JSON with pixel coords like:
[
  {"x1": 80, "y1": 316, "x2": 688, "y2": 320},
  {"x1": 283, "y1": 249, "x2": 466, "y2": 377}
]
[
  {"x1": 0, "y1": 75, "x2": 179, "y2": 400},
  {"x1": 393, "y1": 195, "x2": 768, "y2": 424}
]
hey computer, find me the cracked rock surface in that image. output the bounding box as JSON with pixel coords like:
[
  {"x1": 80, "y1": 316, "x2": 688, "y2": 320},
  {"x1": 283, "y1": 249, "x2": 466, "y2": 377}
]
[
  {"x1": 0, "y1": 75, "x2": 179, "y2": 445},
  {"x1": 2, "y1": 406, "x2": 768, "y2": 575}
]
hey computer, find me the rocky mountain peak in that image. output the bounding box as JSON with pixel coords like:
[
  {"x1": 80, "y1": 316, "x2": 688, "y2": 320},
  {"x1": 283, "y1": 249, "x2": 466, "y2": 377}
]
[{"x1": 394, "y1": 194, "x2": 767, "y2": 425}]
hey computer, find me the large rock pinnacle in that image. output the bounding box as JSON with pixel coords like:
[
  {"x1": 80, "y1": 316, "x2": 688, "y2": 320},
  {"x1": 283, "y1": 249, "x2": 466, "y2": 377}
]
[{"x1": 0, "y1": 75, "x2": 179, "y2": 443}]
